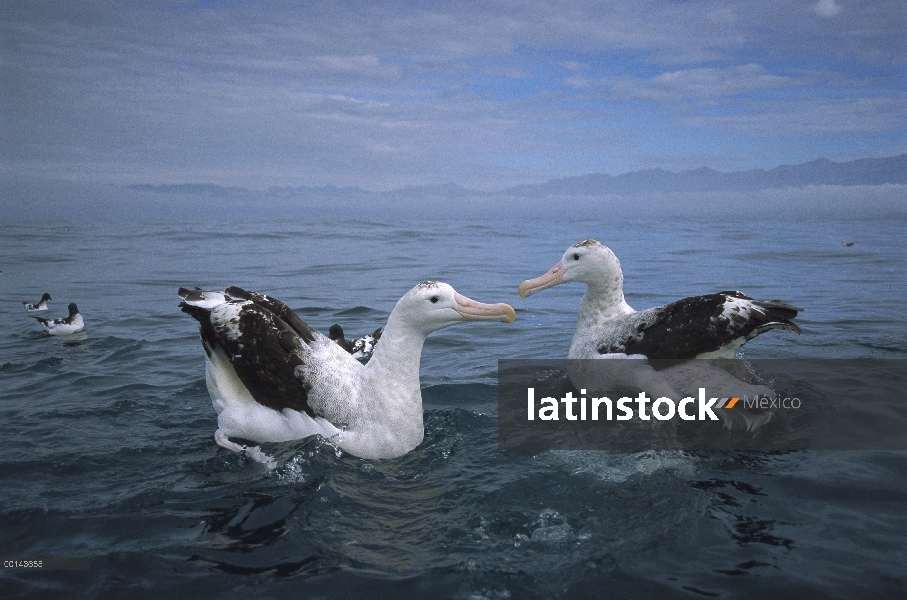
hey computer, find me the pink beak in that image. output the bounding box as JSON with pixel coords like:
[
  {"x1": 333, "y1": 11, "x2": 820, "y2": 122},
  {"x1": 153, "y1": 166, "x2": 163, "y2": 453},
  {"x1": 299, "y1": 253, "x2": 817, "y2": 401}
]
[
  {"x1": 454, "y1": 292, "x2": 516, "y2": 323},
  {"x1": 518, "y1": 260, "x2": 565, "y2": 298}
]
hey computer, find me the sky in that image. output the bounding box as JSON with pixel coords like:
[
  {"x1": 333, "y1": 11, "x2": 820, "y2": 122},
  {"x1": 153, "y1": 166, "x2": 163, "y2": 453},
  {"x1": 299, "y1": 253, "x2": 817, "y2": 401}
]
[{"x1": 2, "y1": 0, "x2": 905, "y2": 191}]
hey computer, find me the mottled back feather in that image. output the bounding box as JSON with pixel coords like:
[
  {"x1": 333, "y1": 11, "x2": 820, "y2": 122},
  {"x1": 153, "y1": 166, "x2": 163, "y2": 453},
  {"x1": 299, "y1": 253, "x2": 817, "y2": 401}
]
[
  {"x1": 179, "y1": 287, "x2": 318, "y2": 416},
  {"x1": 598, "y1": 291, "x2": 802, "y2": 360}
]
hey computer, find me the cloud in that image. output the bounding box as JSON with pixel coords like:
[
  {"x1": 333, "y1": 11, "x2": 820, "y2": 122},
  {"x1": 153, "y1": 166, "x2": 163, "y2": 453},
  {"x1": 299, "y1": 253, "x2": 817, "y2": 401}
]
[
  {"x1": 310, "y1": 55, "x2": 404, "y2": 80},
  {"x1": 813, "y1": 0, "x2": 843, "y2": 18},
  {"x1": 604, "y1": 64, "x2": 793, "y2": 101},
  {"x1": 481, "y1": 66, "x2": 530, "y2": 79},
  {"x1": 558, "y1": 61, "x2": 587, "y2": 72},
  {"x1": 1, "y1": 0, "x2": 904, "y2": 191},
  {"x1": 681, "y1": 97, "x2": 906, "y2": 135}
]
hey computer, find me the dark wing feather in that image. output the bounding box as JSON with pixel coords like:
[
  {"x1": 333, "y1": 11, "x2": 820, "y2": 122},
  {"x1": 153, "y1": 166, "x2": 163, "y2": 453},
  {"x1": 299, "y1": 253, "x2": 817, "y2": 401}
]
[
  {"x1": 179, "y1": 302, "x2": 219, "y2": 359},
  {"x1": 180, "y1": 288, "x2": 319, "y2": 416},
  {"x1": 224, "y1": 286, "x2": 317, "y2": 344},
  {"x1": 215, "y1": 302, "x2": 315, "y2": 416},
  {"x1": 599, "y1": 291, "x2": 801, "y2": 360}
]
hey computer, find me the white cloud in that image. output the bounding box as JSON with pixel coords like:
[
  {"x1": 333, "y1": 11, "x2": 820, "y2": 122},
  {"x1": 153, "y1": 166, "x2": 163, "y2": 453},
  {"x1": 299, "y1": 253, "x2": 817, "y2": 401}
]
[
  {"x1": 682, "y1": 97, "x2": 905, "y2": 135},
  {"x1": 813, "y1": 0, "x2": 843, "y2": 18},
  {"x1": 481, "y1": 66, "x2": 530, "y2": 79},
  {"x1": 559, "y1": 61, "x2": 587, "y2": 72},
  {"x1": 605, "y1": 64, "x2": 793, "y2": 101},
  {"x1": 564, "y1": 75, "x2": 593, "y2": 89},
  {"x1": 1, "y1": 0, "x2": 903, "y2": 191},
  {"x1": 311, "y1": 55, "x2": 404, "y2": 80}
]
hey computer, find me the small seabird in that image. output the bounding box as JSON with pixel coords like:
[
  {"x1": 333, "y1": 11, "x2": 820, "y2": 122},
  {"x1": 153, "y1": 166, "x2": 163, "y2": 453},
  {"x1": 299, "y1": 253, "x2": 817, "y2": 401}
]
[
  {"x1": 842, "y1": 241, "x2": 854, "y2": 247},
  {"x1": 519, "y1": 240, "x2": 802, "y2": 413},
  {"x1": 23, "y1": 293, "x2": 52, "y2": 311},
  {"x1": 179, "y1": 282, "x2": 515, "y2": 460},
  {"x1": 31, "y1": 303, "x2": 84, "y2": 335},
  {"x1": 329, "y1": 324, "x2": 382, "y2": 360}
]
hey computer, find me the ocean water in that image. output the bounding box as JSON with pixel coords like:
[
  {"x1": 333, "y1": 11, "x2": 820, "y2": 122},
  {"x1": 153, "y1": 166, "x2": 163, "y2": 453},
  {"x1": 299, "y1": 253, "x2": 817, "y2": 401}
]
[{"x1": 1, "y1": 208, "x2": 906, "y2": 599}]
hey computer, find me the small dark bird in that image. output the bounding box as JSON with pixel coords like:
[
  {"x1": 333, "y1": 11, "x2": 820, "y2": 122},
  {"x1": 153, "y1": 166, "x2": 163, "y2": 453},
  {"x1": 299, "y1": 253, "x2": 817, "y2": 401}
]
[
  {"x1": 23, "y1": 293, "x2": 52, "y2": 311},
  {"x1": 842, "y1": 241, "x2": 854, "y2": 247},
  {"x1": 329, "y1": 324, "x2": 382, "y2": 359},
  {"x1": 31, "y1": 303, "x2": 84, "y2": 335}
]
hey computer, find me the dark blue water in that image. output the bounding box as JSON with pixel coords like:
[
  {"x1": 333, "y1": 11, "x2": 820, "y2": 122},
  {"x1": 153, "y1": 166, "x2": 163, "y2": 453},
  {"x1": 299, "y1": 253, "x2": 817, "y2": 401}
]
[{"x1": 1, "y1": 208, "x2": 906, "y2": 598}]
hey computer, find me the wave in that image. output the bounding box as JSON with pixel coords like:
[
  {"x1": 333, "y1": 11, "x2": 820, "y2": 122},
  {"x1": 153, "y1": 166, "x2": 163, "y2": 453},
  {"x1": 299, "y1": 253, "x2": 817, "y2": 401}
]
[{"x1": 332, "y1": 306, "x2": 383, "y2": 317}]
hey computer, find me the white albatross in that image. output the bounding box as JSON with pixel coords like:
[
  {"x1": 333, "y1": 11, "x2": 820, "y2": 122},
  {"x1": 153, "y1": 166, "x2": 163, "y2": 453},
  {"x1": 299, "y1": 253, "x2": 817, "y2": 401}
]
[
  {"x1": 179, "y1": 282, "x2": 515, "y2": 461},
  {"x1": 518, "y1": 240, "x2": 803, "y2": 422},
  {"x1": 31, "y1": 303, "x2": 84, "y2": 335}
]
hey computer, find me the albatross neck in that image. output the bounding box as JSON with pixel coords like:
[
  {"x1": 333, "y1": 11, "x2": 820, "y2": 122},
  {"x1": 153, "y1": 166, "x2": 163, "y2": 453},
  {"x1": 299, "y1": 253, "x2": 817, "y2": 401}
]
[
  {"x1": 577, "y1": 276, "x2": 634, "y2": 324},
  {"x1": 363, "y1": 311, "x2": 427, "y2": 394}
]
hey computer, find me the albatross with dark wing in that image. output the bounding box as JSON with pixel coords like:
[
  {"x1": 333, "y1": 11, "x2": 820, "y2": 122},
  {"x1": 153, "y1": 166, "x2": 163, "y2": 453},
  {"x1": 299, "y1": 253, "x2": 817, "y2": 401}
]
[
  {"x1": 518, "y1": 240, "x2": 802, "y2": 416},
  {"x1": 519, "y1": 240, "x2": 801, "y2": 360},
  {"x1": 179, "y1": 282, "x2": 515, "y2": 460}
]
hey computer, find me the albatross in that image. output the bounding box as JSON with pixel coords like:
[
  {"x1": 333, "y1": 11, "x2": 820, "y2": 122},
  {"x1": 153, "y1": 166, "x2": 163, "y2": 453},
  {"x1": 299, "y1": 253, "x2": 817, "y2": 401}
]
[
  {"x1": 518, "y1": 240, "x2": 802, "y2": 412},
  {"x1": 179, "y1": 282, "x2": 515, "y2": 460}
]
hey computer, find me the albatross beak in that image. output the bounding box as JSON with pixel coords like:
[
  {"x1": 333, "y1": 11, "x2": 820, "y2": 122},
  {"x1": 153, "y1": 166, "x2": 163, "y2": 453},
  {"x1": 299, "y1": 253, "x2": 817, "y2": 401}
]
[
  {"x1": 518, "y1": 260, "x2": 565, "y2": 298},
  {"x1": 454, "y1": 292, "x2": 516, "y2": 323}
]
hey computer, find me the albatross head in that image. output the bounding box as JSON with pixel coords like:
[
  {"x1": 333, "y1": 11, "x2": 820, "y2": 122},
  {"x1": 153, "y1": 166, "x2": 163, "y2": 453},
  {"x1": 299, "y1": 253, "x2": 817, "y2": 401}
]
[
  {"x1": 518, "y1": 239, "x2": 622, "y2": 298},
  {"x1": 393, "y1": 281, "x2": 516, "y2": 335}
]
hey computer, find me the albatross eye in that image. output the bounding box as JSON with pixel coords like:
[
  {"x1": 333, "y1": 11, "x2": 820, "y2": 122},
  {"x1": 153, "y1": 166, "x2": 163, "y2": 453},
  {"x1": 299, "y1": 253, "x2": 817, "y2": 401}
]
[
  {"x1": 573, "y1": 253, "x2": 580, "y2": 261},
  {"x1": 430, "y1": 296, "x2": 439, "y2": 303}
]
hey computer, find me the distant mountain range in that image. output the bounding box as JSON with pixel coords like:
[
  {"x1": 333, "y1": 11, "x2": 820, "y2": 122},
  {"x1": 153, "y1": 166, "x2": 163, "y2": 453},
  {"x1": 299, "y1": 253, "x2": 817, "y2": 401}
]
[
  {"x1": 500, "y1": 154, "x2": 907, "y2": 197},
  {"x1": 4, "y1": 153, "x2": 905, "y2": 221},
  {"x1": 128, "y1": 154, "x2": 907, "y2": 201}
]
